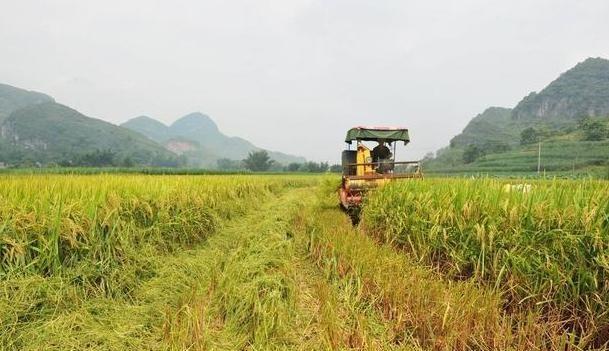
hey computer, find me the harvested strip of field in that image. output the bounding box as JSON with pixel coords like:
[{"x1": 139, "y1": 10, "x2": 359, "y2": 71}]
[
  {"x1": 290, "y1": 196, "x2": 414, "y2": 350},
  {"x1": 294, "y1": 183, "x2": 579, "y2": 350},
  {"x1": 161, "y1": 188, "x2": 305, "y2": 349},
  {"x1": 163, "y1": 186, "x2": 408, "y2": 350}
]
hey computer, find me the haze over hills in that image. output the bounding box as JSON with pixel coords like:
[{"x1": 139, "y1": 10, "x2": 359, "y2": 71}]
[
  {"x1": 0, "y1": 84, "x2": 181, "y2": 167},
  {"x1": 0, "y1": 101, "x2": 178, "y2": 166},
  {"x1": 122, "y1": 114, "x2": 306, "y2": 167},
  {"x1": 428, "y1": 57, "x2": 609, "y2": 174},
  {"x1": 0, "y1": 83, "x2": 54, "y2": 123},
  {"x1": 0, "y1": 83, "x2": 305, "y2": 168}
]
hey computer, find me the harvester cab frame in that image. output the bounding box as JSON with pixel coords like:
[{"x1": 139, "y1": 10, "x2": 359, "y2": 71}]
[{"x1": 340, "y1": 126, "x2": 422, "y2": 211}]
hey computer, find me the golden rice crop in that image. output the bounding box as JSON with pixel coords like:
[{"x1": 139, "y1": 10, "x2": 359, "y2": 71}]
[
  {"x1": 0, "y1": 174, "x2": 318, "y2": 349},
  {"x1": 294, "y1": 180, "x2": 582, "y2": 350},
  {"x1": 4, "y1": 173, "x2": 608, "y2": 349},
  {"x1": 0, "y1": 174, "x2": 314, "y2": 278},
  {"x1": 362, "y1": 178, "x2": 609, "y2": 342}
]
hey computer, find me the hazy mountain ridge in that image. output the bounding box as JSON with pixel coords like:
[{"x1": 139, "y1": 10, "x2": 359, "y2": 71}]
[
  {"x1": 0, "y1": 82, "x2": 304, "y2": 168},
  {"x1": 0, "y1": 101, "x2": 179, "y2": 166},
  {"x1": 448, "y1": 107, "x2": 516, "y2": 147},
  {"x1": 0, "y1": 84, "x2": 181, "y2": 166},
  {"x1": 429, "y1": 57, "x2": 609, "y2": 173},
  {"x1": 0, "y1": 83, "x2": 54, "y2": 123},
  {"x1": 122, "y1": 113, "x2": 306, "y2": 167},
  {"x1": 121, "y1": 115, "x2": 169, "y2": 142}
]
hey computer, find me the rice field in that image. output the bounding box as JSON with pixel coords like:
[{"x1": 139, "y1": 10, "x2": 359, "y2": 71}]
[
  {"x1": 0, "y1": 175, "x2": 312, "y2": 276},
  {"x1": 362, "y1": 178, "x2": 609, "y2": 348},
  {"x1": 1, "y1": 174, "x2": 608, "y2": 349},
  {"x1": 0, "y1": 174, "x2": 316, "y2": 349}
]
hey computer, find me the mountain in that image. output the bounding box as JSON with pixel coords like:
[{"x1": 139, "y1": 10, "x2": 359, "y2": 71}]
[
  {"x1": 428, "y1": 58, "x2": 609, "y2": 175},
  {"x1": 448, "y1": 107, "x2": 517, "y2": 147},
  {"x1": 0, "y1": 84, "x2": 181, "y2": 167},
  {"x1": 513, "y1": 58, "x2": 609, "y2": 120},
  {"x1": 122, "y1": 113, "x2": 305, "y2": 167},
  {"x1": 0, "y1": 83, "x2": 54, "y2": 123},
  {"x1": 120, "y1": 115, "x2": 169, "y2": 142}
]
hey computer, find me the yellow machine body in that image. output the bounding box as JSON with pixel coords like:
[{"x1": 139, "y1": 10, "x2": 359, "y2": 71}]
[{"x1": 356, "y1": 144, "x2": 374, "y2": 176}]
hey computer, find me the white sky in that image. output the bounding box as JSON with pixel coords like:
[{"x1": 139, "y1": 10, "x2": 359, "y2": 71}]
[{"x1": 1, "y1": 0, "x2": 608, "y2": 162}]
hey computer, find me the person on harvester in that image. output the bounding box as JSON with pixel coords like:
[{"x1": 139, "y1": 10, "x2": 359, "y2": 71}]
[
  {"x1": 372, "y1": 140, "x2": 390, "y2": 162},
  {"x1": 371, "y1": 140, "x2": 391, "y2": 172}
]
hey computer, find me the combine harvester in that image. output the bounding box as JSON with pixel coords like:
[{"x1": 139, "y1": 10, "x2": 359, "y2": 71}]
[{"x1": 340, "y1": 126, "x2": 422, "y2": 222}]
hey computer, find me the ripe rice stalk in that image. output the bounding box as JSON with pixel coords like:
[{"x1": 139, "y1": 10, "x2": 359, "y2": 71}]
[{"x1": 361, "y1": 177, "x2": 609, "y2": 342}]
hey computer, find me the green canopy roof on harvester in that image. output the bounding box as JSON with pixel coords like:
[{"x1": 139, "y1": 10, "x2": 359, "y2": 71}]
[{"x1": 345, "y1": 126, "x2": 410, "y2": 144}]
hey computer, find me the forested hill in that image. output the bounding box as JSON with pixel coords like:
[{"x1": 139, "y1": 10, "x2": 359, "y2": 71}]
[
  {"x1": 0, "y1": 83, "x2": 54, "y2": 123},
  {"x1": 447, "y1": 107, "x2": 516, "y2": 149},
  {"x1": 512, "y1": 58, "x2": 609, "y2": 120},
  {"x1": 122, "y1": 114, "x2": 305, "y2": 167},
  {"x1": 0, "y1": 83, "x2": 181, "y2": 167},
  {"x1": 0, "y1": 82, "x2": 304, "y2": 168},
  {"x1": 427, "y1": 57, "x2": 609, "y2": 175}
]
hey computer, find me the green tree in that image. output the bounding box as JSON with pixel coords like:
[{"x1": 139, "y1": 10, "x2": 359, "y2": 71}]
[
  {"x1": 217, "y1": 158, "x2": 243, "y2": 170},
  {"x1": 301, "y1": 161, "x2": 329, "y2": 173},
  {"x1": 520, "y1": 127, "x2": 539, "y2": 145},
  {"x1": 121, "y1": 156, "x2": 135, "y2": 167},
  {"x1": 580, "y1": 117, "x2": 608, "y2": 141},
  {"x1": 329, "y1": 164, "x2": 342, "y2": 173},
  {"x1": 243, "y1": 150, "x2": 274, "y2": 172},
  {"x1": 150, "y1": 154, "x2": 183, "y2": 167},
  {"x1": 463, "y1": 144, "x2": 483, "y2": 164},
  {"x1": 286, "y1": 163, "x2": 301, "y2": 172},
  {"x1": 422, "y1": 152, "x2": 435, "y2": 161},
  {"x1": 483, "y1": 141, "x2": 511, "y2": 154},
  {"x1": 77, "y1": 149, "x2": 116, "y2": 167}
]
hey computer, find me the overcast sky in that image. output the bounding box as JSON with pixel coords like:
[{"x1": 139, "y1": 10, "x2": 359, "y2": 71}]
[{"x1": 1, "y1": 0, "x2": 608, "y2": 161}]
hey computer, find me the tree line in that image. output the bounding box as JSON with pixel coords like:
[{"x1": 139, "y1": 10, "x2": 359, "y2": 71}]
[{"x1": 217, "y1": 150, "x2": 341, "y2": 173}]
